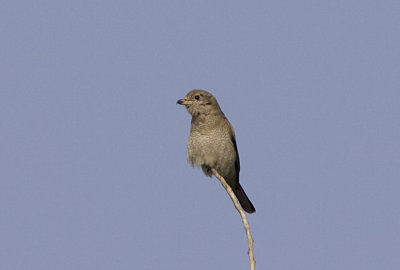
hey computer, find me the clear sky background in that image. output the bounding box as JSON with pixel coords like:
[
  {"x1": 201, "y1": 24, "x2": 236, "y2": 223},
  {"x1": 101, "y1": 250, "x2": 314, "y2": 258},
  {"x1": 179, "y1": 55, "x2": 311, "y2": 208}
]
[{"x1": 1, "y1": 1, "x2": 399, "y2": 269}]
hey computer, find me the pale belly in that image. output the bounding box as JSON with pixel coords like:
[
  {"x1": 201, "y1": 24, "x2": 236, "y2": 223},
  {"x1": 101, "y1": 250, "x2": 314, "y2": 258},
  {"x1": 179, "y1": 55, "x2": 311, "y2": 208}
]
[{"x1": 187, "y1": 133, "x2": 237, "y2": 181}]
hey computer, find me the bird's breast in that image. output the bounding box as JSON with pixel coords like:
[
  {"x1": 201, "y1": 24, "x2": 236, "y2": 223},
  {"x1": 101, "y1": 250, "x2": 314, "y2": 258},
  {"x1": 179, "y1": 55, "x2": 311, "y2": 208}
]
[{"x1": 187, "y1": 129, "x2": 235, "y2": 174}]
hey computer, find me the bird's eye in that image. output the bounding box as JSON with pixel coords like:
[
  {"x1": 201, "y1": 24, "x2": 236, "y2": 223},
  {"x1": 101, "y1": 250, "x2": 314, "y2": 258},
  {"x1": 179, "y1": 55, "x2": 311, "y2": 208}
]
[{"x1": 194, "y1": 95, "x2": 200, "y2": 100}]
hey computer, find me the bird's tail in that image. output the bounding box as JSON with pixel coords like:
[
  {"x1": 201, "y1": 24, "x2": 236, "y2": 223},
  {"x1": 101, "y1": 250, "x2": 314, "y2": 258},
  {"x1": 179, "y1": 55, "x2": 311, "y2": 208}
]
[{"x1": 233, "y1": 184, "x2": 256, "y2": 213}]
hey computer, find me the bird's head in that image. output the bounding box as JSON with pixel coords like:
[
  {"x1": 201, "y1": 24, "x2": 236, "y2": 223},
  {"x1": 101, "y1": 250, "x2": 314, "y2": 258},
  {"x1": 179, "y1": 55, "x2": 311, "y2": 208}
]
[{"x1": 177, "y1": 89, "x2": 223, "y2": 117}]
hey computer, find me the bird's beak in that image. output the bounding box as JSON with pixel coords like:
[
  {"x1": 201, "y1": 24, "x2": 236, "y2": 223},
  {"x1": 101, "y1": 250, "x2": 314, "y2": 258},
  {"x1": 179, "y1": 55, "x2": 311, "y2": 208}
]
[{"x1": 177, "y1": 98, "x2": 191, "y2": 105}]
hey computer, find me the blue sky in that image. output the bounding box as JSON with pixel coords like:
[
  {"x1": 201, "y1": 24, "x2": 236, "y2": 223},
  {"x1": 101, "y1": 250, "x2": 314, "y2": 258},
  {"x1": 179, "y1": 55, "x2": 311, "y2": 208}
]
[{"x1": 1, "y1": 1, "x2": 399, "y2": 269}]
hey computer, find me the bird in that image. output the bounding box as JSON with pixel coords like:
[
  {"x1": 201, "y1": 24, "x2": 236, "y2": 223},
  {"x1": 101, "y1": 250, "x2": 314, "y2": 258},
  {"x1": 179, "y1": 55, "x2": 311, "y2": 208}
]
[{"x1": 177, "y1": 89, "x2": 255, "y2": 213}]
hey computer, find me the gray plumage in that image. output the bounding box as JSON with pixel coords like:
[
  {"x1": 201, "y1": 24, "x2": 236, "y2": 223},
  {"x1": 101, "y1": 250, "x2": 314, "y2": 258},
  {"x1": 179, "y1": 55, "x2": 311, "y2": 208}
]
[{"x1": 177, "y1": 90, "x2": 255, "y2": 213}]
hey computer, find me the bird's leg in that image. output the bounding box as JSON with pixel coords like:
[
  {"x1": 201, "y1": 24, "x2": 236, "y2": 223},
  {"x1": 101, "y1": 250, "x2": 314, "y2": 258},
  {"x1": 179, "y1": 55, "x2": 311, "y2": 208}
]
[{"x1": 201, "y1": 165, "x2": 213, "y2": 177}]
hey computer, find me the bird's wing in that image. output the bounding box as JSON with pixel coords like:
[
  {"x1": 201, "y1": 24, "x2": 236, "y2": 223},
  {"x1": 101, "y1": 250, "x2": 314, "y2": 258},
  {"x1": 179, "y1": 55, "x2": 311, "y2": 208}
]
[{"x1": 225, "y1": 118, "x2": 240, "y2": 174}]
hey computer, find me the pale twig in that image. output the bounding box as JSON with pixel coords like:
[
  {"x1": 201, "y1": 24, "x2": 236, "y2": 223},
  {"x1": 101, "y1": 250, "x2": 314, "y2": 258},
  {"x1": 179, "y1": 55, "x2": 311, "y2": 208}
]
[{"x1": 211, "y1": 168, "x2": 255, "y2": 270}]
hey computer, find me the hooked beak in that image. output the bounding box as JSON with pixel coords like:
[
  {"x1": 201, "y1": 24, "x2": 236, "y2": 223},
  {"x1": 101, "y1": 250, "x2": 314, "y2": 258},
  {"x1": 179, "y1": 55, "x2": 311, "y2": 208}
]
[{"x1": 177, "y1": 98, "x2": 191, "y2": 105}]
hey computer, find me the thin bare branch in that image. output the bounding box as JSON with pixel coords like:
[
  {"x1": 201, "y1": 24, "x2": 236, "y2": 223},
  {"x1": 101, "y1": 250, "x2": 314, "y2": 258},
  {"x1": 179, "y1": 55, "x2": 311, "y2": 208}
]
[{"x1": 211, "y1": 168, "x2": 255, "y2": 270}]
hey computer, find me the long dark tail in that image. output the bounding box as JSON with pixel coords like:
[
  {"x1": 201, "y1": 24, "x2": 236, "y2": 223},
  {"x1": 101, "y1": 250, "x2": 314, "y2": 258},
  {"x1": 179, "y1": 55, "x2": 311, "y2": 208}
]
[{"x1": 233, "y1": 184, "x2": 256, "y2": 213}]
